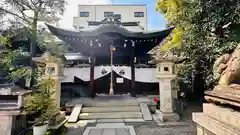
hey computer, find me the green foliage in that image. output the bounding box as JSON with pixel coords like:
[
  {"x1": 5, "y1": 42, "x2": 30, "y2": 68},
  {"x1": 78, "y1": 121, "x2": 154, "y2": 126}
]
[
  {"x1": 0, "y1": 0, "x2": 67, "y2": 59},
  {"x1": 37, "y1": 30, "x2": 69, "y2": 57},
  {"x1": 24, "y1": 77, "x2": 58, "y2": 126},
  {"x1": 156, "y1": 0, "x2": 187, "y2": 51},
  {"x1": 0, "y1": 35, "x2": 32, "y2": 84},
  {"x1": 157, "y1": 0, "x2": 240, "y2": 99}
]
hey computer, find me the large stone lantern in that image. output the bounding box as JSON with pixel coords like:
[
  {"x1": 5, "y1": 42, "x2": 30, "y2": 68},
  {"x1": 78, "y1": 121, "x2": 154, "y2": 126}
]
[
  {"x1": 33, "y1": 51, "x2": 64, "y2": 108},
  {"x1": 33, "y1": 51, "x2": 66, "y2": 127},
  {"x1": 155, "y1": 51, "x2": 180, "y2": 122}
]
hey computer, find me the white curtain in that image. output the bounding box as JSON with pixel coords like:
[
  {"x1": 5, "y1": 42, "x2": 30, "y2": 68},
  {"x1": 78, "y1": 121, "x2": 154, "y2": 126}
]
[
  {"x1": 113, "y1": 66, "x2": 132, "y2": 80},
  {"x1": 135, "y1": 68, "x2": 158, "y2": 83},
  {"x1": 113, "y1": 66, "x2": 158, "y2": 83},
  {"x1": 63, "y1": 66, "x2": 158, "y2": 83},
  {"x1": 63, "y1": 66, "x2": 112, "y2": 82},
  {"x1": 94, "y1": 66, "x2": 111, "y2": 80}
]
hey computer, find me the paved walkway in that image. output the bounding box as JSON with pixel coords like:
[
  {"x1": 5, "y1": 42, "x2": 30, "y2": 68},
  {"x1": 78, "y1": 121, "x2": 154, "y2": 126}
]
[
  {"x1": 86, "y1": 128, "x2": 131, "y2": 135},
  {"x1": 82, "y1": 123, "x2": 136, "y2": 135}
]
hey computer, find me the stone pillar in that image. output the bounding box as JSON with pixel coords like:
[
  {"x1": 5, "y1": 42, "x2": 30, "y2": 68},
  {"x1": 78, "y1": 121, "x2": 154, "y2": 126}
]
[
  {"x1": 17, "y1": 95, "x2": 23, "y2": 108},
  {"x1": 156, "y1": 52, "x2": 179, "y2": 122},
  {"x1": 41, "y1": 52, "x2": 64, "y2": 109},
  {"x1": 159, "y1": 79, "x2": 174, "y2": 113}
]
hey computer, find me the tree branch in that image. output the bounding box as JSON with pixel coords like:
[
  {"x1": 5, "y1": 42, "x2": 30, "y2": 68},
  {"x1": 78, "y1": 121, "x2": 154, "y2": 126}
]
[{"x1": 0, "y1": 8, "x2": 30, "y2": 24}]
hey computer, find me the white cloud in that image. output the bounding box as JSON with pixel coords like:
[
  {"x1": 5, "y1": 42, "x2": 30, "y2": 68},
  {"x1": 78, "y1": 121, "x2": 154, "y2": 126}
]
[{"x1": 59, "y1": 0, "x2": 112, "y2": 29}]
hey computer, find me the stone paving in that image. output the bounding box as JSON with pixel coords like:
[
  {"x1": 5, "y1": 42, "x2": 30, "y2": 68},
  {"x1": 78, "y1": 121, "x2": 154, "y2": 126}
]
[
  {"x1": 65, "y1": 100, "x2": 201, "y2": 135},
  {"x1": 87, "y1": 128, "x2": 131, "y2": 135}
]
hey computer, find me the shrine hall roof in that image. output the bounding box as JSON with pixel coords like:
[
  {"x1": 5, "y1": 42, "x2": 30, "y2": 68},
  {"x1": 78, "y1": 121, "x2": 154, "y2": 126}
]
[
  {"x1": 46, "y1": 23, "x2": 174, "y2": 57},
  {"x1": 46, "y1": 23, "x2": 173, "y2": 39}
]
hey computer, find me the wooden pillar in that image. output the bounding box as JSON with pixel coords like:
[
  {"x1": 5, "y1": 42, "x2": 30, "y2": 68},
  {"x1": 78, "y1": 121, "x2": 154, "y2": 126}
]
[
  {"x1": 131, "y1": 41, "x2": 136, "y2": 97},
  {"x1": 90, "y1": 55, "x2": 95, "y2": 88},
  {"x1": 90, "y1": 40, "x2": 96, "y2": 97}
]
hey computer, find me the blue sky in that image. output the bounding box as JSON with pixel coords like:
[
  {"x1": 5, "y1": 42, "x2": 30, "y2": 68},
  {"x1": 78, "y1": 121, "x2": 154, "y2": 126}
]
[
  {"x1": 111, "y1": 0, "x2": 167, "y2": 30},
  {"x1": 59, "y1": 0, "x2": 167, "y2": 30}
]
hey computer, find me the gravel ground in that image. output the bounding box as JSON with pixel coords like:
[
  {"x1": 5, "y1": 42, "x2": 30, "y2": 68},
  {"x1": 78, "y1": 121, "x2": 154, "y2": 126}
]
[
  {"x1": 134, "y1": 121, "x2": 196, "y2": 135},
  {"x1": 133, "y1": 102, "x2": 201, "y2": 135}
]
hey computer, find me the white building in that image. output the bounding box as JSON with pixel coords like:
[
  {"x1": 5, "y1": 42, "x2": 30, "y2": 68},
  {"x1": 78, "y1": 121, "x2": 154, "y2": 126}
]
[{"x1": 73, "y1": 5, "x2": 148, "y2": 32}]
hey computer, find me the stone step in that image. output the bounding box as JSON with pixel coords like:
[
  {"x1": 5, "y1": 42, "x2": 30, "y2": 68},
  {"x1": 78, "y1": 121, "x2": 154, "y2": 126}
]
[
  {"x1": 81, "y1": 106, "x2": 141, "y2": 113},
  {"x1": 79, "y1": 112, "x2": 143, "y2": 120},
  {"x1": 83, "y1": 100, "x2": 139, "y2": 107},
  {"x1": 68, "y1": 104, "x2": 82, "y2": 123},
  {"x1": 96, "y1": 118, "x2": 146, "y2": 123}
]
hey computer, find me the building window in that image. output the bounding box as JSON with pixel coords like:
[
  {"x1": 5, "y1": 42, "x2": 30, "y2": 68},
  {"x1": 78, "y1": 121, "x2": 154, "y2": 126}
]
[
  {"x1": 104, "y1": 12, "x2": 114, "y2": 17},
  {"x1": 80, "y1": 12, "x2": 89, "y2": 17},
  {"x1": 114, "y1": 14, "x2": 121, "y2": 20},
  {"x1": 134, "y1": 12, "x2": 144, "y2": 17}
]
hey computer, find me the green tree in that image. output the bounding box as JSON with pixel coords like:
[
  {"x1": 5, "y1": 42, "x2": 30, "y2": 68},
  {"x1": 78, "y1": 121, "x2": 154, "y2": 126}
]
[
  {"x1": 0, "y1": 0, "x2": 66, "y2": 86},
  {"x1": 0, "y1": 0, "x2": 66, "y2": 69},
  {"x1": 24, "y1": 77, "x2": 57, "y2": 125},
  {"x1": 157, "y1": 0, "x2": 240, "y2": 100},
  {"x1": 37, "y1": 29, "x2": 69, "y2": 57},
  {"x1": 156, "y1": 0, "x2": 187, "y2": 51},
  {"x1": 0, "y1": 34, "x2": 32, "y2": 85}
]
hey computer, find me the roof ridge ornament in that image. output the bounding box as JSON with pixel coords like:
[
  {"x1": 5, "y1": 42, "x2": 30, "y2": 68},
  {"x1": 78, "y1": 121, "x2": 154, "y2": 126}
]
[{"x1": 101, "y1": 14, "x2": 121, "y2": 25}]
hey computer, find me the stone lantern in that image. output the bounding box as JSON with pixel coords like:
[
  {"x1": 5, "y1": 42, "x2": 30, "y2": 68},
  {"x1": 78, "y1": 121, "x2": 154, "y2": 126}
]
[
  {"x1": 155, "y1": 51, "x2": 180, "y2": 122},
  {"x1": 33, "y1": 51, "x2": 64, "y2": 109},
  {"x1": 33, "y1": 51, "x2": 66, "y2": 127}
]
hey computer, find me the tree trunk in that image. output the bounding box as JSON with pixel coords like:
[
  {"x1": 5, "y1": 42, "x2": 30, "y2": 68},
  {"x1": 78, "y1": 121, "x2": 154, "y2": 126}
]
[{"x1": 29, "y1": 10, "x2": 39, "y2": 87}]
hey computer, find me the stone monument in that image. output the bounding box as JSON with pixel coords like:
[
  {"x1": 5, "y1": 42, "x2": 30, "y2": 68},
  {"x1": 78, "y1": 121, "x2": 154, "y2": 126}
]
[
  {"x1": 0, "y1": 80, "x2": 32, "y2": 135},
  {"x1": 33, "y1": 51, "x2": 66, "y2": 128},
  {"x1": 193, "y1": 45, "x2": 240, "y2": 135},
  {"x1": 155, "y1": 51, "x2": 180, "y2": 122}
]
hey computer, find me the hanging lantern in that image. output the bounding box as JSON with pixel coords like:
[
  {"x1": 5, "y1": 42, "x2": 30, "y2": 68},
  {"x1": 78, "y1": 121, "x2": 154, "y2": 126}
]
[
  {"x1": 111, "y1": 47, "x2": 116, "y2": 51},
  {"x1": 88, "y1": 57, "x2": 91, "y2": 63},
  {"x1": 90, "y1": 40, "x2": 93, "y2": 46},
  {"x1": 124, "y1": 42, "x2": 127, "y2": 47},
  {"x1": 131, "y1": 40, "x2": 135, "y2": 47}
]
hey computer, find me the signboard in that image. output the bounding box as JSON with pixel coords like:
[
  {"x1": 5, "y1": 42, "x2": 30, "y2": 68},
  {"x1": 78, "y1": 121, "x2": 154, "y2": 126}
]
[{"x1": 116, "y1": 77, "x2": 124, "y2": 83}]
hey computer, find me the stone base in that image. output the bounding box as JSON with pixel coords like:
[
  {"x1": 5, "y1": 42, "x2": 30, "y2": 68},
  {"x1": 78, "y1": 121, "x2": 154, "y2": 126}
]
[
  {"x1": 0, "y1": 114, "x2": 27, "y2": 135},
  {"x1": 49, "y1": 111, "x2": 66, "y2": 126},
  {"x1": 156, "y1": 110, "x2": 179, "y2": 122},
  {"x1": 192, "y1": 103, "x2": 240, "y2": 135}
]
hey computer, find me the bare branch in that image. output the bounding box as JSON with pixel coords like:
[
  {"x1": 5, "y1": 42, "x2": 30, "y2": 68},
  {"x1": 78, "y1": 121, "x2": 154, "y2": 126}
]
[{"x1": 0, "y1": 8, "x2": 30, "y2": 24}]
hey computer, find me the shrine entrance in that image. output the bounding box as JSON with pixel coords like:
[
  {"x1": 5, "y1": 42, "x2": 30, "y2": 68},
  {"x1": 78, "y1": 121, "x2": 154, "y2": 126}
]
[{"x1": 46, "y1": 15, "x2": 173, "y2": 96}]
